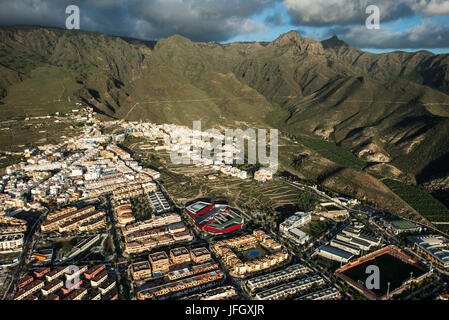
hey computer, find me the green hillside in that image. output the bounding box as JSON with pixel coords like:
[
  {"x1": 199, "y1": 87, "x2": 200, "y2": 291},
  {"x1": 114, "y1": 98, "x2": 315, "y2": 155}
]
[
  {"x1": 383, "y1": 179, "x2": 449, "y2": 222},
  {"x1": 0, "y1": 26, "x2": 448, "y2": 224}
]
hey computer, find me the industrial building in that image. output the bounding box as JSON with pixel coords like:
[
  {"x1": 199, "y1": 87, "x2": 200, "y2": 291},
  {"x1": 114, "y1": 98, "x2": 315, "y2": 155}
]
[
  {"x1": 318, "y1": 222, "x2": 382, "y2": 262},
  {"x1": 412, "y1": 235, "x2": 449, "y2": 268},
  {"x1": 340, "y1": 226, "x2": 381, "y2": 247},
  {"x1": 384, "y1": 218, "x2": 421, "y2": 235},
  {"x1": 330, "y1": 239, "x2": 361, "y2": 255},
  {"x1": 317, "y1": 245, "x2": 354, "y2": 263}
]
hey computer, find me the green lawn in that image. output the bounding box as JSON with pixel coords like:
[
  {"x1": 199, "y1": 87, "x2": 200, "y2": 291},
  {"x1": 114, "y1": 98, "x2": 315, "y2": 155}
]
[{"x1": 302, "y1": 221, "x2": 329, "y2": 238}]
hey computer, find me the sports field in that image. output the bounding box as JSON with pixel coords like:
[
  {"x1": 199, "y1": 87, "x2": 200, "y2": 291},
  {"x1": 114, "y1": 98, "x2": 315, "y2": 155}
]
[{"x1": 340, "y1": 253, "x2": 427, "y2": 298}]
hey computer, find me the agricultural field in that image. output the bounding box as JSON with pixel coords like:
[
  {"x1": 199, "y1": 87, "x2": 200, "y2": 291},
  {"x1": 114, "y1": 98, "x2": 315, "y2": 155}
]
[
  {"x1": 0, "y1": 154, "x2": 23, "y2": 169},
  {"x1": 0, "y1": 115, "x2": 85, "y2": 167},
  {"x1": 124, "y1": 138, "x2": 323, "y2": 223},
  {"x1": 296, "y1": 136, "x2": 366, "y2": 170},
  {"x1": 383, "y1": 179, "x2": 449, "y2": 223}
]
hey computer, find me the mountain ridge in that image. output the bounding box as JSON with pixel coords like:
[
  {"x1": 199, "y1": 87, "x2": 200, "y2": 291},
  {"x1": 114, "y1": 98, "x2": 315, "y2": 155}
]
[{"x1": 0, "y1": 26, "x2": 448, "y2": 222}]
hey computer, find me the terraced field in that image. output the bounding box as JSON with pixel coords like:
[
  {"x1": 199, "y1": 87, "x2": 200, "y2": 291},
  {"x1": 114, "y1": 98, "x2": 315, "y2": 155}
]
[{"x1": 141, "y1": 149, "x2": 323, "y2": 221}]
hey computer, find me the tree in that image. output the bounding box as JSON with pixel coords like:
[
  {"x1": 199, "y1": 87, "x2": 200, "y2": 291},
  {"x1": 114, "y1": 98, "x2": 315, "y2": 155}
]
[
  {"x1": 296, "y1": 191, "x2": 319, "y2": 212},
  {"x1": 62, "y1": 243, "x2": 73, "y2": 254}
]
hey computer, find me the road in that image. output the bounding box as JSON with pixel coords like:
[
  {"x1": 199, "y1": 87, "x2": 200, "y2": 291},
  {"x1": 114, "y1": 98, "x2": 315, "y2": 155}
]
[{"x1": 3, "y1": 212, "x2": 45, "y2": 300}]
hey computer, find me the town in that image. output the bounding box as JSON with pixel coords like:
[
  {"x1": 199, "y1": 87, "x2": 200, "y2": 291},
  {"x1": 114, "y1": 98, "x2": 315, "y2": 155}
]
[{"x1": 0, "y1": 107, "x2": 448, "y2": 301}]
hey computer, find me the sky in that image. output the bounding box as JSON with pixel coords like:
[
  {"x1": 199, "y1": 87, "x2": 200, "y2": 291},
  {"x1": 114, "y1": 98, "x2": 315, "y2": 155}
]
[{"x1": 0, "y1": 0, "x2": 448, "y2": 54}]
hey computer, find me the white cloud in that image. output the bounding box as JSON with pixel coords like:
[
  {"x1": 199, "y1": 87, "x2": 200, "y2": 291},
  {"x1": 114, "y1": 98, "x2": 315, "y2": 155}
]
[
  {"x1": 284, "y1": 0, "x2": 449, "y2": 26},
  {"x1": 332, "y1": 21, "x2": 449, "y2": 49},
  {"x1": 412, "y1": 0, "x2": 449, "y2": 16}
]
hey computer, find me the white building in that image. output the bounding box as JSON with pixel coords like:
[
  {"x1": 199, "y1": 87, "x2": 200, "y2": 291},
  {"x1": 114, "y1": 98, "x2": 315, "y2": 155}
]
[
  {"x1": 71, "y1": 168, "x2": 84, "y2": 177},
  {"x1": 279, "y1": 212, "x2": 311, "y2": 233},
  {"x1": 254, "y1": 168, "x2": 274, "y2": 183},
  {"x1": 279, "y1": 212, "x2": 312, "y2": 245},
  {"x1": 286, "y1": 228, "x2": 309, "y2": 245},
  {"x1": 0, "y1": 233, "x2": 24, "y2": 251}
]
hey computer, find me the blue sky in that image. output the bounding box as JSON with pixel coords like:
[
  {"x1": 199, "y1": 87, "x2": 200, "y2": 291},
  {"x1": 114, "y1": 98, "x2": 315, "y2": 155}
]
[{"x1": 0, "y1": 0, "x2": 448, "y2": 53}]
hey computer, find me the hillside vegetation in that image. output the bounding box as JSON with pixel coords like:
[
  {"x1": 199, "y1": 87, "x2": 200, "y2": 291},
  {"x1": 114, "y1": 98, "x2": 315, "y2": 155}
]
[
  {"x1": 383, "y1": 179, "x2": 449, "y2": 222},
  {"x1": 1, "y1": 26, "x2": 449, "y2": 225}
]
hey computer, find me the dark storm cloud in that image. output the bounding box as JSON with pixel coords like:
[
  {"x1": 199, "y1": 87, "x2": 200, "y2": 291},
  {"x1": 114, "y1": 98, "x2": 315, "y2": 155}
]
[
  {"x1": 125, "y1": 0, "x2": 271, "y2": 42},
  {"x1": 284, "y1": 0, "x2": 449, "y2": 27},
  {"x1": 0, "y1": 0, "x2": 273, "y2": 42},
  {"x1": 0, "y1": 0, "x2": 448, "y2": 49},
  {"x1": 284, "y1": 0, "x2": 449, "y2": 49},
  {"x1": 324, "y1": 21, "x2": 449, "y2": 49},
  {"x1": 0, "y1": 0, "x2": 67, "y2": 27},
  {"x1": 265, "y1": 12, "x2": 284, "y2": 25}
]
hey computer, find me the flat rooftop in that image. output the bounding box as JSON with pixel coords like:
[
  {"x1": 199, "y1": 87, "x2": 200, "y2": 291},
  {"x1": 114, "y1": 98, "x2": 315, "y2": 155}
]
[
  {"x1": 191, "y1": 247, "x2": 210, "y2": 257},
  {"x1": 319, "y1": 245, "x2": 353, "y2": 260},
  {"x1": 132, "y1": 261, "x2": 151, "y2": 272},
  {"x1": 148, "y1": 252, "x2": 169, "y2": 262},
  {"x1": 170, "y1": 247, "x2": 189, "y2": 257},
  {"x1": 187, "y1": 201, "x2": 243, "y2": 232},
  {"x1": 186, "y1": 201, "x2": 210, "y2": 213}
]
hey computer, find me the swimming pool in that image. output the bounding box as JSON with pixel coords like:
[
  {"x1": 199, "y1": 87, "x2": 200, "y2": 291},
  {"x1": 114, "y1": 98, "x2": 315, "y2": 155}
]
[{"x1": 248, "y1": 250, "x2": 261, "y2": 257}]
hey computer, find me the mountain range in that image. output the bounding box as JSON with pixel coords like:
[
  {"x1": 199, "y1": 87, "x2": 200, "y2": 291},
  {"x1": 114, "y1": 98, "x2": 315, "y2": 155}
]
[{"x1": 1, "y1": 26, "x2": 449, "y2": 224}]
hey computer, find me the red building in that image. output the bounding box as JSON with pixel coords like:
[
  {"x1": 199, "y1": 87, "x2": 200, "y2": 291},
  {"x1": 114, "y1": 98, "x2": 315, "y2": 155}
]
[{"x1": 185, "y1": 201, "x2": 244, "y2": 234}]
